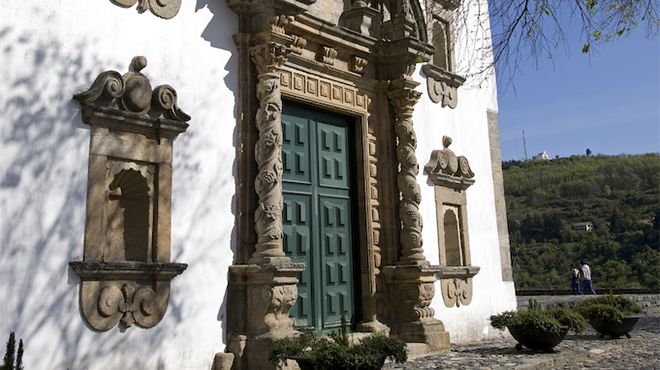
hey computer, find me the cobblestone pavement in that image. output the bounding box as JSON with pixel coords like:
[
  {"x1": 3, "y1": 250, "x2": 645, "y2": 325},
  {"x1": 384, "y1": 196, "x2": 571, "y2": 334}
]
[{"x1": 384, "y1": 315, "x2": 660, "y2": 370}]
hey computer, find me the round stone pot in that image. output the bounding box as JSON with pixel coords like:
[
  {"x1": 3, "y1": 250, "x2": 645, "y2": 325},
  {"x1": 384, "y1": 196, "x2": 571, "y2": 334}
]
[
  {"x1": 590, "y1": 315, "x2": 641, "y2": 339},
  {"x1": 508, "y1": 326, "x2": 569, "y2": 352}
]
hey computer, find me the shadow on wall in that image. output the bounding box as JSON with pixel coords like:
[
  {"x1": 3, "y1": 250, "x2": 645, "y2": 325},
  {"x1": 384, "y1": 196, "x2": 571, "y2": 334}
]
[
  {"x1": 0, "y1": 23, "x2": 189, "y2": 368},
  {"x1": 194, "y1": 0, "x2": 240, "y2": 346},
  {"x1": 0, "y1": 2, "x2": 239, "y2": 366}
]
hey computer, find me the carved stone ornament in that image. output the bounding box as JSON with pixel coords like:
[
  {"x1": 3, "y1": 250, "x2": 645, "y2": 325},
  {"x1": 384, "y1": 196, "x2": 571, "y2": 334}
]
[
  {"x1": 433, "y1": 0, "x2": 462, "y2": 11},
  {"x1": 422, "y1": 64, "x2": 466, "y2": 109},
  {"x1": 249, "y1": 42, "x2": 291, "y2": 264},
  {"x1": 425, "y1": 136, "x2": 480, "y2": 308},
  {"x1": 318, "y1": 46, "x2": 338, "y2": 65},
  {"x1": 70, "y1": 56, "x2": 189, "y2": 331},
  {"x1": 350, "y1": 55, "x2": 368, "y2": 74},
  {"x1": 388, "y1": 78, "x2": 426, "y2": 263},
  {"x1": 383, "y1": 265, "x2": 450, "y2": 351},
  {"x1": 437, "y1": 266, "x2": 479, "y2": 307},
  {"x1": 425, "y1": 136, "x2": 475, "y2": 189},
  {"x1": 110, "y1": 0, "x2": 182, "y2": 19}
]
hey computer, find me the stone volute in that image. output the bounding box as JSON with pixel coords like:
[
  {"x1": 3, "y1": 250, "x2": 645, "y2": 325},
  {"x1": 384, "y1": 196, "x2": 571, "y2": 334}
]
[{"x1": 70, "y1": 56, "x2": 189, "y2": 331}]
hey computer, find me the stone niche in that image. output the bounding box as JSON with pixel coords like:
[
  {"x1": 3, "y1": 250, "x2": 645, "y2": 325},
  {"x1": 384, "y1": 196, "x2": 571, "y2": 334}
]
[
  {"x1": 422, "y1": 0, "x2": 466, "y2": 108},
  {"x1": 424, "y1": 136, "x2": 480, "y2": 307},
  {"x1": 70, "y1": 56, "x2": 189, "y2": 331}
]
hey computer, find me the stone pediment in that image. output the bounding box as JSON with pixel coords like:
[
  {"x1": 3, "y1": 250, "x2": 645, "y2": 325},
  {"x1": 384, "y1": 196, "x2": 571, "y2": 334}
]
[
  {"x1": 74, "y1": 56, "x2": 189, "y2": 139},
  {"x1": 425, "y1": 136, "x2": 475, "y2": 190}
]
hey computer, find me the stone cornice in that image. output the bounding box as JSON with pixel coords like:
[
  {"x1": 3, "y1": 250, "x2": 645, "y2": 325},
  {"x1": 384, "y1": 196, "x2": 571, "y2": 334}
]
[{"x1": 227, "y1": 0, "x2": 316, "y2": 16}]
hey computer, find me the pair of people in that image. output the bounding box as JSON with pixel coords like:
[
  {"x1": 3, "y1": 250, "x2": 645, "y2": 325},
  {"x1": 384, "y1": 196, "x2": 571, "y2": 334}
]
[{"x1": 570, "y1": 261, "x2": 596, "y2": 295}]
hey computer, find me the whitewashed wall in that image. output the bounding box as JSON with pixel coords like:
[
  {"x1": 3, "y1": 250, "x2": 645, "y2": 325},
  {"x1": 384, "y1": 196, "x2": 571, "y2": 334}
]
[
  {"x1": 0, "y1": 1, "x2": 238, "y2": 369},
  {"x1": 0, "y1": 1, "x2": 515, "y2": 369},
  {"x1": 415, "y1": 0, "x2": 517, "y2": 343}
]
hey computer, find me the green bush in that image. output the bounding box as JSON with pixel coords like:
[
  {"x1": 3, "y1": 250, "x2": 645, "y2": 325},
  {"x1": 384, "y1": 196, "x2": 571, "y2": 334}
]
[
  {"x1": 490, "y1": 299, "x2": 587, "y2": 336},
  {"x1": 576, "y1": 295, "x2": 643, "y2": 324},
  {"x1": 268, "y1": 331, "x2": 407, "y2": 370}
]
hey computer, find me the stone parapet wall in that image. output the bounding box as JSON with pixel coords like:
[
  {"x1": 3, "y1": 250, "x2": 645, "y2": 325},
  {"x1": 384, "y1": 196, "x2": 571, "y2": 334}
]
[{"x1": 516, "y1": 294, "x2": 660, "y2": 315}]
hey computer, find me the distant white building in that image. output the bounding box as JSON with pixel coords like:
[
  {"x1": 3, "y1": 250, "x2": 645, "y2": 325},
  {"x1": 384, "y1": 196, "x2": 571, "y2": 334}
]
[
  {"x1": 572, "y1": 222, "x2": 594, "y2": 233},
  {"x1": 533, "y1": 151, "x2": 551, "y2": 160}
]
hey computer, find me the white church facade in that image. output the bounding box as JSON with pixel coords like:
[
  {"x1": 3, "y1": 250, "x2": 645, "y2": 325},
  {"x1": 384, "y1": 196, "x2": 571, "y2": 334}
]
[{"x1": 0, "y1": 1, "x2": 515, "y2": 369}]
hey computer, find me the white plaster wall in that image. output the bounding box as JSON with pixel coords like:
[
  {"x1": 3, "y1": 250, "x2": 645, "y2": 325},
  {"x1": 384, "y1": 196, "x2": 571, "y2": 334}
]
[
  {"x1": 0, "y1": 1, "x2": 237, "y2": 369},
  {"x1": 414, "y1": 0, "x2": 517, "y2": 344}
]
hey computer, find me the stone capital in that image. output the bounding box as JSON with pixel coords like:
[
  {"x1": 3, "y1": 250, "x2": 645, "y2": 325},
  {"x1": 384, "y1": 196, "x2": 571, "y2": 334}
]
[
  {"x1": 250, "y1": 42, "x2": 291, "y2": 75},
  {"x1": 388, "y1": 79, "x2": 422, "y2": 115}
]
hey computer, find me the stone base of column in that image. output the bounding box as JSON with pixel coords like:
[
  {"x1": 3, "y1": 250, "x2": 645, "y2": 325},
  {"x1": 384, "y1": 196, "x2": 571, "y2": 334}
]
[
  {"x1": 382, "y1": 264, "x2": 450, "y2": 353},
  {"x1": 225, "y1": 261, "x2": 305, "y2": 370}
]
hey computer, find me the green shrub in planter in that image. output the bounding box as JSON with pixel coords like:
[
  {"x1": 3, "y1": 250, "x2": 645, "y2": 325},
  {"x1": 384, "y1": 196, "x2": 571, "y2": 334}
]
[
  {"x1": 575, "y1": 295, "x2": 642, "y2": 325},
  {"x1": 490, "y1": 299, "x2": 587, "y2": 351},
  {"x1": 491, "y1": 299, "x2": 587, "y2": 336},
  {"x1": 575, "y1": 295, "x2": 643, "y2": 338},
  {"x1": 269, "y1": 330, "x2": 407, "y2": 370}
]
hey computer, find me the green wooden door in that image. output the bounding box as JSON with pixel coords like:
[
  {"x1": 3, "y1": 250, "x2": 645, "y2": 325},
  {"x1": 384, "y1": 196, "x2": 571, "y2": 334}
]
[{"x1": 282, "y1": 104, "x2": 356, "y2": 332}]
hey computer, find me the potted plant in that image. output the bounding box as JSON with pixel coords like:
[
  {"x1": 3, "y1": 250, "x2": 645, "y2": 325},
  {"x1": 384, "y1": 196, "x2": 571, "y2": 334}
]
[
  {"x1": 490, "y1": 299, "x2": 587, "y2": 352},
  {"x1": 268, "y1": 326, "x2": 407, "y2": 370},
  {"x1": 575, "y1": 295, "x2": 643, "y2": 338}
]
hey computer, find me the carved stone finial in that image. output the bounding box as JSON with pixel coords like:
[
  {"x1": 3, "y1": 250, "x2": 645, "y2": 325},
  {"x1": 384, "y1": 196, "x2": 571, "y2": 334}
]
[
  {"x1": 74, "y1": 56, "x2": 190, "y2": 126},
  {"x1": 443, "y1": 135, "x2": 452, "y2": 148},
  {"x1": 110, "y1": 0, "x2": 182, "y2": 19},
  {"x1": 130, "y1": 55, "x2": 147, "y2": 72}
]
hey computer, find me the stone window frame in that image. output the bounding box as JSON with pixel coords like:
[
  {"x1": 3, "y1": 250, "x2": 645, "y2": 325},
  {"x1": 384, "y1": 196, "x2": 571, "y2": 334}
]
[
  {"x1": 422, "y1": 0, "x2": 466, "y2": 109},
  {"x1": 425, "y1": 136, "x2": 480, "y2": 308},
  {"x1": 69, "y1": 56, "x2": 189, "y2": 331}
]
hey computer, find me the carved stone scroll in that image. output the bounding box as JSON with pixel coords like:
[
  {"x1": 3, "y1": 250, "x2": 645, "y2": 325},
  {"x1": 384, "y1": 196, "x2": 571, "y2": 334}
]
[
  {"x1": 422, "y1": 65, "x2": 465, "y2": 109},
  {"x1": 249, "y1": 42, "x2": 291, "y2": 264},
  {"x1": 70, "y1": 56, "x2": 189, "y2": 331},
  {"x1": 110, "y1": 0, "x2": 182, "y2": 19},
  {"x1": 388, "y1": 78, "x2": 425, "y2": 263}
]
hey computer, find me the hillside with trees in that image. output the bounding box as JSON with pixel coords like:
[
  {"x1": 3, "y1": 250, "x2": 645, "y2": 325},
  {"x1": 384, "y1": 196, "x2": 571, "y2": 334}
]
[{"x1": 503, "y1": 154, "x2": 659, "y2": 290}]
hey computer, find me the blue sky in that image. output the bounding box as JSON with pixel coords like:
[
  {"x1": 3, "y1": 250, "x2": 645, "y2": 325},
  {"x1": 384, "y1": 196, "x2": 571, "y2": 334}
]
[{"x1": 496, "y1": 25, "x2": 660, "y2": 161}]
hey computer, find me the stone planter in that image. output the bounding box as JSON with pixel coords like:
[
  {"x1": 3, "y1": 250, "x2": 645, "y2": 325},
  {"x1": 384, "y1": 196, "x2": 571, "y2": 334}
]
[
  {"x1": 590, "y1": 315, "x2": 641, "y2": 339},
  {"x1": 508, "y1": 326, "x2": 569, "y2": 352}
]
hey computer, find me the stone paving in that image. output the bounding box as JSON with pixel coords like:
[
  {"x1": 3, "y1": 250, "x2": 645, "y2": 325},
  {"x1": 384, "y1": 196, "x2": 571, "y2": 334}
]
[{"x1": 384, "y1": 315, "x2": 660, "y2": 370}]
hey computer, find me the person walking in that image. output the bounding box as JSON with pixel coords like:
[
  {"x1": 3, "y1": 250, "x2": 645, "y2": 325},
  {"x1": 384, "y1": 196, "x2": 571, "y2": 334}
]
[
  {"x1": 570, "y1": 264, "x2": 582, "y2": 295},
  {"x1": 580, "y1": 261, "x2": 596, "y2": 295}
]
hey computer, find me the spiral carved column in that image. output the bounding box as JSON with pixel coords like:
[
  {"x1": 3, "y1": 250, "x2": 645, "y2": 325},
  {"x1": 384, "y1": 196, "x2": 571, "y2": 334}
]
[
  {"x1": 249, "y1": 42, "x2": 290, "y2": 264},
  {"x1": 388, "y1": 78, "x2": 426, "y2": 263}
]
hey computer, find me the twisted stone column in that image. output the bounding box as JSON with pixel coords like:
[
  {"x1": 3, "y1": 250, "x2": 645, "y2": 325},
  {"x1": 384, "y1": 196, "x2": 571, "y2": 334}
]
[
  {"x1": 249, "y1": 42, "x2": 290, "y2": 264},
  {"x1": 388, "y1": 78, "x2": 426, "y2": 263}
]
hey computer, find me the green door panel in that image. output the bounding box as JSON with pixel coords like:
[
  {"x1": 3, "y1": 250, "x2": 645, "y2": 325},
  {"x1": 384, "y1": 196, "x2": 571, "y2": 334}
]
[
  {"x1": 282, "y1": 104, "x2": 356, "y2": 332},
  {"x1": 283, "y1": 193, "x2": 313, "y2": 328},
  {"x1": 319, "y1": 195, "x2": 353, "y2": 329}
]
